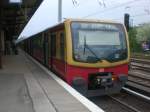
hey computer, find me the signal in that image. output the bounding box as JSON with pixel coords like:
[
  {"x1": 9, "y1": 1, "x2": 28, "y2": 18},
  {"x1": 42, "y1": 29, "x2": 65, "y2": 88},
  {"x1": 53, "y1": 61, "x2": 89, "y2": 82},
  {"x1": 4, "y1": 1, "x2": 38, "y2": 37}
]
[{"x1": 124, "y1": 13, "x2": 130, "y2": 32}]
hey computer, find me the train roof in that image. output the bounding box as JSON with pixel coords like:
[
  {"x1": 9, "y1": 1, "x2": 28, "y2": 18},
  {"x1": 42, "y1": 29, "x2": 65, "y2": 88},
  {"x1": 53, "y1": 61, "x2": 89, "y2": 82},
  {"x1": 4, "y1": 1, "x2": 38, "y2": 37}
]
[
  {"x1": 64, "y1": 18, "x2": 122, "y2": 24},
  {"x1": 25, "y1": 18, "x2": 124, "y2": 39},
  {"x1": 48, "y1": 18, "x2": 123, "y2": 29},
  {"x1": 44, "y1": 18, "x2": 123, "y2": 32}
]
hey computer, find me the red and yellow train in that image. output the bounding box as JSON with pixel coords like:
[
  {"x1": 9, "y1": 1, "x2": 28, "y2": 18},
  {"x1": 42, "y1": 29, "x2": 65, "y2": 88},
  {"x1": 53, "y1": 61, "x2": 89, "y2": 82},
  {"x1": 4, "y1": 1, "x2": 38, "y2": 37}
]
[{"x1": 23, "y1": 19, "x2": 130, "y2": 96}]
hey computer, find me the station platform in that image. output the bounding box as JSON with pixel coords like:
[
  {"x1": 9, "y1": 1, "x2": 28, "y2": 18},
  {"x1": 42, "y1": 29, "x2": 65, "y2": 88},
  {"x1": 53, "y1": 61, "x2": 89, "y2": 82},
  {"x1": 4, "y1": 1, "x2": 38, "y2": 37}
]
[{"x1": 0, "y1": 50, "x2": 104, "y2": 112}]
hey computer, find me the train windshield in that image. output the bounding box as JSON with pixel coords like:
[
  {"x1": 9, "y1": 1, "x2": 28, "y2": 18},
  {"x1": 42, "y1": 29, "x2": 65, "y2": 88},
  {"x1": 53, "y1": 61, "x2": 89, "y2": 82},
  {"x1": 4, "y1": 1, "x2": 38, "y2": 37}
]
[{"x1": 71, "y1": 22, "x2": 128, "y2": 63}]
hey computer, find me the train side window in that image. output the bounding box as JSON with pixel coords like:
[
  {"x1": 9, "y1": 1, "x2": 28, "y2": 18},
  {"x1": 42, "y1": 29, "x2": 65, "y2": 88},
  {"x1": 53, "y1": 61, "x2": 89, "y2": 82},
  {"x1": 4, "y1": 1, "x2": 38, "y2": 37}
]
[{"x1": 60, "y1": 32, "x2": 65, "y2": 61}]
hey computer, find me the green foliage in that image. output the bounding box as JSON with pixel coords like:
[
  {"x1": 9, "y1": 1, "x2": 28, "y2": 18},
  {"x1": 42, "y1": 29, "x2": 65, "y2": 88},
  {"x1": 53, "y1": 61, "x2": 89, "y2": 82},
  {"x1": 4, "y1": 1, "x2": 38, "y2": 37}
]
[
  {"x1": 136, "y1": 23, "x2": 150, "y2": 43},
  {"x1": 128, "y1": 23, "x2": 150, "y2": 53},
  {"x1": 128, "y1": 27, "x2": 141, "y2": 52}
]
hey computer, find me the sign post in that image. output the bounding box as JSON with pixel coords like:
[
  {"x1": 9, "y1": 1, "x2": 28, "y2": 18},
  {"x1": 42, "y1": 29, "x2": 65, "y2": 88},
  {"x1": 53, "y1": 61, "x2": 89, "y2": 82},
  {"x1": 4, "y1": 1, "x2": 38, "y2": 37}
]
[{"x1": 58, "y1": 0, "x2": 62, "y2": 23}]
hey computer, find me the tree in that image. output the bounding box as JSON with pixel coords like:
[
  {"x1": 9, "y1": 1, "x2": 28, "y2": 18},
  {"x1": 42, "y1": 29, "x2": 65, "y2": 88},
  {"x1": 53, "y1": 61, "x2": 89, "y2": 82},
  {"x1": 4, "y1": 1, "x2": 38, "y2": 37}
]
[
  {"x1": 136, "y1": 23, "x2": 150, "y2": 43},
  {"x1": 128, "y1": 27, "x2": 141, "y2": 52}
]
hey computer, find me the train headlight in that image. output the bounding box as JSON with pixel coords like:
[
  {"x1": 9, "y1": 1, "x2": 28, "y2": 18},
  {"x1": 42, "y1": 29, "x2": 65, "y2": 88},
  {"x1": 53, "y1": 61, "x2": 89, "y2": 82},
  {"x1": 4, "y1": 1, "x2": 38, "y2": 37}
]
[
  {"x1": 97, "y1": 78, "x2": 101, "y2": 85},
  {"x1": 112, "y1": 76, "x2": 117, "y2": 81},
  {"x1": 112, "y1": 77, "x2": 115, "y2": 81}
]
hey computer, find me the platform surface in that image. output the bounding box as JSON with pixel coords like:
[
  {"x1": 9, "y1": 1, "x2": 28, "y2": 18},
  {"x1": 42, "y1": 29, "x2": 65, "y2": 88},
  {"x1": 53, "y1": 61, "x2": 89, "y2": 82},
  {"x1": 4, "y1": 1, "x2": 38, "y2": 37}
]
[{"x1": 0, "y1": 51, "x2": 92, "y2": 112}]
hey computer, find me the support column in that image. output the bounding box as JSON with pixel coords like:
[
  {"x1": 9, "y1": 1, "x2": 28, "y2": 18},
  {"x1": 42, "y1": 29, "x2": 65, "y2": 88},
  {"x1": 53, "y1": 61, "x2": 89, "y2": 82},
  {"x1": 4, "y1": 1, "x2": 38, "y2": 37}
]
[
  {"x1": 0, "y1": 8, "x2": 3, "y2": 69},
  {"x1": 0, "y1": 29, "x2": 5, "y2": 69},
  {"x1": 0, "y1": 30, "x2": 2, "y2": 69}
]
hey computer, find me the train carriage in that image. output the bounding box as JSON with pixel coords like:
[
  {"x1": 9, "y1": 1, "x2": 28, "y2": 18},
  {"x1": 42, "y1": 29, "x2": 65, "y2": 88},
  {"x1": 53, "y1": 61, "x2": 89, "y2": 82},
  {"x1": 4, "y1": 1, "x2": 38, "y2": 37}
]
[{"x1": 24, "y1": 19, "x2": 130, "y2": 96}]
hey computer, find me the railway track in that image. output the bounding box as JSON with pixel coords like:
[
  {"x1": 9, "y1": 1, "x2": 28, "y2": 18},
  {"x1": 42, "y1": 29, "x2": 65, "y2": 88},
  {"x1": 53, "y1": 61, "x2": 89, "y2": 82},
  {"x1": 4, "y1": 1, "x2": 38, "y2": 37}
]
[
  {"x1": 108, "y1": 95, "x2": 142, "y2": 112},
  {"x1": 90, "y1": 90, "x2": 150, "y2": 112},
  {"x1": 130, "y1": 58, "x2": 150, "y2": 72},
  {"x1": 90, "y1": 83, "x2": 150, "y2": 112},
  {"x1": 89, "y1": 58, "x2": 150, "y2": 112},
  {"x1": 131, "y1": 58, "x2": 150, "y2": 65},
  {"x1": 128, "y1": 72, "x2": 150, "y2": 88},
  {"x1": 127, "y1": 58, "x2": 150, "y2": 96}
]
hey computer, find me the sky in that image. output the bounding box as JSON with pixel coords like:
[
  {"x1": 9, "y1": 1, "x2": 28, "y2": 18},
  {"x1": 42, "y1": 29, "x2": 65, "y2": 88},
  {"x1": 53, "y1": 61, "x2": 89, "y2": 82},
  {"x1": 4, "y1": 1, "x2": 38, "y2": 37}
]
[{"x1": 17, "y1": 0, "x2": 150, "y2": 42}]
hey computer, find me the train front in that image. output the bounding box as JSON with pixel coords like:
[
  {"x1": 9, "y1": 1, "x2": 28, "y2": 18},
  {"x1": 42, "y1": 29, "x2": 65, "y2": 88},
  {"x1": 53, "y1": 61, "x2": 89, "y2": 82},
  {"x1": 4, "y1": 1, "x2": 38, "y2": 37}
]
[{"x1": 65, "y1": 20, "x2": 130, "y2": 96}]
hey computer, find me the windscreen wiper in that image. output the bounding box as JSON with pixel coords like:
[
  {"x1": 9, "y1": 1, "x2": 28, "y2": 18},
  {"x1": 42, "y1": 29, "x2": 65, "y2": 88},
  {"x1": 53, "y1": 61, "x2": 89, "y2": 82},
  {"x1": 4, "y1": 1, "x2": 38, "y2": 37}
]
[{"x1": 83, "y1": 36, "x2": 102, "y2": 62}]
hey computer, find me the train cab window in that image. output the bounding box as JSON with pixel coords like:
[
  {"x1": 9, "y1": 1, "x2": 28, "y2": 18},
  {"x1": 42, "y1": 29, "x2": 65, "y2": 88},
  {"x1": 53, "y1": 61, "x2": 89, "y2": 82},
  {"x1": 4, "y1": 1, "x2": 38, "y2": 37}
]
[
  {"x1": 60, "y1": 32, "x2": 65, "y2": 60},
  {"x1": 71, "y1": 22, "x2": 127, "y2": 63}
]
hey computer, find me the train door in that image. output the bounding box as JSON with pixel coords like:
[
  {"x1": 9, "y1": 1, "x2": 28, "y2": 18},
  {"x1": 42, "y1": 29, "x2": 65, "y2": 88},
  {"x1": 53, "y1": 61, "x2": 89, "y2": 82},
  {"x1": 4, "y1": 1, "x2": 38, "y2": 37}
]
[
  {"x1": 51, "y1": 30, "x2": 66, "y2": 79},
  {"x1": 30, "y1": 38, "x2": 33, "y2": 55},
  {"x1": 43, "y1": 32, "x2": 49, "y2": 66},
  {"x1": 58, "y1": 31, "x2": 66, "y2": 77},
  {"x1": 50, "y1": 33, "x2": 56, "y2": 69},
  {"x1": 47, "y1": 33, "x2": 51, "y2": 69},
  {"x1": 29, "y1": 39, "x2": 33, "y2": 55}
]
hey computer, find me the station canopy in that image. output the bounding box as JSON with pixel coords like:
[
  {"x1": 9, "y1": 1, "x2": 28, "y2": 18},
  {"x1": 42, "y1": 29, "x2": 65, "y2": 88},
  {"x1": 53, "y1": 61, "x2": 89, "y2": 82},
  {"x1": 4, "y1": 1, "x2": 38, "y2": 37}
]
[{"x1": 16, "y1": 0, "x2": 58, "y2": 43}]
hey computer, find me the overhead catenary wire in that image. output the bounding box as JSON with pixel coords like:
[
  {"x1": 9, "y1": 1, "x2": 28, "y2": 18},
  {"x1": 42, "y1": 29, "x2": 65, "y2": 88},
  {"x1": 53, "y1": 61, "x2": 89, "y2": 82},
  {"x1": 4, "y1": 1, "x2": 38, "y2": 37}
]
[
  {"x1": 117, "y1": 12, "x2": 150, "y2": 20},
  {"x1": 72, "y1": 0, "x2": 79, "y2": 6},
  {"x1": 97, "y1": 0, "x2": 106, "y2": 7},
  {"x1": 109, "y1": 12, "x2": 150, "y2": 27},
  {"x1": 82, "y1": 0, "x2": 142, "y2": 18},
  {"x1": 131, "y1": 13, "x2": 150, "y2": 17},
  {"x1": 110, "y1": 12, "x2": 150, "y2": 23}
]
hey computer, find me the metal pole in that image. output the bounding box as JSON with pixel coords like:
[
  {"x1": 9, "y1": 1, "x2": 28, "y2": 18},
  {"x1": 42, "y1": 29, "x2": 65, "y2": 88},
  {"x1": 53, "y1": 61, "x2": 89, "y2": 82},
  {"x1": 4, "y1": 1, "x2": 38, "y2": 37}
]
[{"x1": 58, "y1": 0, "x2": 62, "y2": 23}]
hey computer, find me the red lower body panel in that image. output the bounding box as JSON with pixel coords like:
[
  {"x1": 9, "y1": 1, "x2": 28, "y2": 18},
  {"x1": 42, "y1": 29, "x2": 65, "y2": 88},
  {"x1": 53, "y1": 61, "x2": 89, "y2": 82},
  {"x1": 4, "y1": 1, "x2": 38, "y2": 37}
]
[
  {"x1": 51, "y1": 58, "x2": 66, "y2": 80},
  {"x1": 66, "y1": 64, "x2": 128, "y2": 85},
  {"x1": 33, "y1": 49, "x2": 44, "y2": 63},
  {"x1": 50, "y1": 58, "x2": 128, "y2": 85},
  {"x1": 49, "y1": 58, "x2": 128, "y2": 96}
]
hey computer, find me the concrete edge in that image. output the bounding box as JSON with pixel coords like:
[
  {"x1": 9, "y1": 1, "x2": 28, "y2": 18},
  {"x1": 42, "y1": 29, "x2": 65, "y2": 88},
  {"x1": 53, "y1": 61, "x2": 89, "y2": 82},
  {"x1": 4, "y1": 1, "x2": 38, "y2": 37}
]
[{"x1": 23, "y1": 50, "x2": 105, "y2": 112}]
